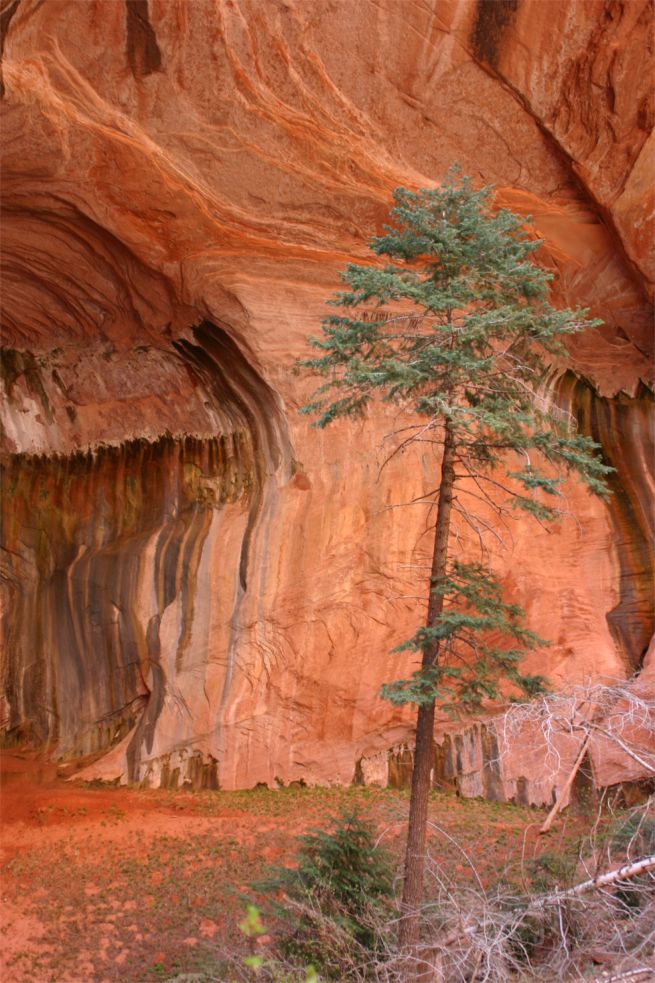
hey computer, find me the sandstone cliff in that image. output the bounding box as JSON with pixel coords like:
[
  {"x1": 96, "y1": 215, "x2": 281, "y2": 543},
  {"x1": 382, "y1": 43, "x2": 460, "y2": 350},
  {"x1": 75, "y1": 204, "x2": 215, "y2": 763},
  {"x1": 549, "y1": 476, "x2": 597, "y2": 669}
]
[{"x1": 1, "y1": 0, "x2": 652, "y2": 799}]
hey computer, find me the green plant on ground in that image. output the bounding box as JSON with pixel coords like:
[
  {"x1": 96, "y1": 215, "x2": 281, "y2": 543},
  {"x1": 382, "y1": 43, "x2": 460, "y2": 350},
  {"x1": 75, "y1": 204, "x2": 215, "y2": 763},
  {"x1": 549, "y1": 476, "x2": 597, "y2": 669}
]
[
  {"x1": 610, "y1": 808, "x2": 655, "y2": 858},
  {"x1": 256, "y1": 813, "x2": 394, "y2": 977},
  {"x1": 239, "y1": 903, "x2": 318, "y2": 982},
  {"x1": 603, "y1": 802, "x2": 655, "y2": 913},
  {"x1": 524, "y1": 849, "x2": 578, "y2": 893}
]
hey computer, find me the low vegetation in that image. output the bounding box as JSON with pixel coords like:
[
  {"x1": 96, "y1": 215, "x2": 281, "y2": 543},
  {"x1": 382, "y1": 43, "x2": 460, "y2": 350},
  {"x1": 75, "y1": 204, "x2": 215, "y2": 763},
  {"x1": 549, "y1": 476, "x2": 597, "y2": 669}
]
[{"x1": 2, "y1": 776, "x2": 653, "y2": 982}]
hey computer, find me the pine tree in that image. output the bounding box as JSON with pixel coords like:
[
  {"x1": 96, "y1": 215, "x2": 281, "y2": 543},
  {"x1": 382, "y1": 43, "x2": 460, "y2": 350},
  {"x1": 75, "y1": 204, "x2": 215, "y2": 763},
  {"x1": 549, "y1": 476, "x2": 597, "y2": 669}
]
[{"x1": 300, "y1": 169, "x2": 612, "y2": 953}]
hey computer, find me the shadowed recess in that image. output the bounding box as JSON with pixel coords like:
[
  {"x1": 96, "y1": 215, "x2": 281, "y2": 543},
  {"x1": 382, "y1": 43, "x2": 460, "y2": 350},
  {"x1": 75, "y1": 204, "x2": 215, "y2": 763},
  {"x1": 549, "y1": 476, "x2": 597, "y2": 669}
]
[
  {"x1": 558, "y1": 374, "x2": 654, "y2": 669},
  {"x1": 0, "y1": 433, "x2": 254, "y2": 758},
  {"x1": 470, "y1": 0, "x2": 520, "y2": 69},
  {"x1": 125, "y1": 0, "x2": 161, "y2": 79},
  {"x1": 0, "y1": 200, "x2": 179, "y2": 350},
  {"x1": 1, "y1": 316, "x2": 292, "y2": 782}
]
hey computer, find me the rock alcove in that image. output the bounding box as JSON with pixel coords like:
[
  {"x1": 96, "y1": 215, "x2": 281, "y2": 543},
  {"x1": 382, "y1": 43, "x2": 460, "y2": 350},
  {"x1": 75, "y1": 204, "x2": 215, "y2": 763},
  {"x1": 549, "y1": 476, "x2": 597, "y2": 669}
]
[{"x1": 1, "y1": 0, "x2": 653, "y2": 797}]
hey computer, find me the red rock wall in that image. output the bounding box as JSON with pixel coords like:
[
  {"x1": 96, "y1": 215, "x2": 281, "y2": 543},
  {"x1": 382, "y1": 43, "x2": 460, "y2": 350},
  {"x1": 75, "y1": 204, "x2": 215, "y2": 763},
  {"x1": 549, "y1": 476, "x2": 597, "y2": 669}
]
[{"x1": 1, "y1": 1, "x2": 653, "y2": 797}]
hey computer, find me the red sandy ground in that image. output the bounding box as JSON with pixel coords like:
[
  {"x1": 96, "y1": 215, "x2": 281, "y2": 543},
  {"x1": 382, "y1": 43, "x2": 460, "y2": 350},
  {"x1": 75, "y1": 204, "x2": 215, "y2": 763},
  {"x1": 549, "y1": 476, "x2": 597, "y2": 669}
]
[{"x1": 1, "y1": 748, "x2": 580, "y2": 983}]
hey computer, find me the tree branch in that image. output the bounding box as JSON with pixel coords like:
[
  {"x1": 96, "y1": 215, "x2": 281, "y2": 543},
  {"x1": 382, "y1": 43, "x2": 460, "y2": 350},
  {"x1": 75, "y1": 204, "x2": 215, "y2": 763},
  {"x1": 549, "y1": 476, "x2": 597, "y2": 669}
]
[{"x1": 533, "y1": 855, "x2": 655, "y2": 907}]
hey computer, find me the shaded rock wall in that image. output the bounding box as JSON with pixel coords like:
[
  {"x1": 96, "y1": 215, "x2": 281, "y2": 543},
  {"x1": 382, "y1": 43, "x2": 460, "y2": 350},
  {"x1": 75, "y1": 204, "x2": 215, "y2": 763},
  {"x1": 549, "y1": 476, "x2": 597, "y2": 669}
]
[
  {"x1": 559, "y1": 375, "x2": 655, "y2": 668},
  {"x1": 1, "y1": 0, "x2": 653, "y2": 795},
  {"x1": 2, "y1": 319, "x2": 292, "y2": 784}
]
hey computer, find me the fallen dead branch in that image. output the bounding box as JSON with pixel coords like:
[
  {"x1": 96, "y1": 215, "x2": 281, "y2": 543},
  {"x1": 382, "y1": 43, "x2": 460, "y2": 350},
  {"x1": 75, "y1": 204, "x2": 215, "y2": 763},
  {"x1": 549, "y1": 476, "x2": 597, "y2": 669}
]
[
  {"x1": 532, "y1": 854, "x2": 655, "y2": 908},
  {"x1": 405, "y1": 836, "x2": 655, "y2": 983},
  {"x1": 539, "y1": 732, "x2": 591, "y2": 834},
  {"x1": 499, "y1": 680, "x2": 655, "y2": 833},
  {"x1": 596, "y1": 969, "x2": 655, "y2": 982}
]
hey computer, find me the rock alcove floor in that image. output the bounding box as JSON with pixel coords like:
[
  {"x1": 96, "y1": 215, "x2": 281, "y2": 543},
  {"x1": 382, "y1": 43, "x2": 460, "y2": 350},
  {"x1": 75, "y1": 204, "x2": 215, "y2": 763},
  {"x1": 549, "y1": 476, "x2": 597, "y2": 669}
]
[{"x1": 0, "y1": 748, "x2": 596, "y2": 983}]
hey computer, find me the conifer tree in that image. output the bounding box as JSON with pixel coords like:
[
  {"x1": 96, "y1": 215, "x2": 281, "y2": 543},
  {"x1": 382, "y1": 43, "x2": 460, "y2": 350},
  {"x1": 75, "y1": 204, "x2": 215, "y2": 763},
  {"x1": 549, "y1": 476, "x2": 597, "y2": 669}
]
[{"x1": 300, "y1": 170, "x2": 612, "y2": 952}]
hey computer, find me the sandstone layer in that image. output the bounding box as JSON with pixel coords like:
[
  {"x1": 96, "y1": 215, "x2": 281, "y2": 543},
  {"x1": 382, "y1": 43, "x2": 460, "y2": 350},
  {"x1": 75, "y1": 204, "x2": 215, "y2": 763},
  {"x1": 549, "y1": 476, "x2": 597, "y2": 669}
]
[{"x1": 1, "y1": 0, "x2": 653, "y2": 800}]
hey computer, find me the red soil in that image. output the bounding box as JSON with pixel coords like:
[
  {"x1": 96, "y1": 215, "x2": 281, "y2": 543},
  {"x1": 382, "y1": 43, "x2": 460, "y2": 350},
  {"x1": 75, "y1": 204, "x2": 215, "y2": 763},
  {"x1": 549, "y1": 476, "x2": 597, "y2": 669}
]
[{"x1": 0, "y1": 748, "x2": 577, "y2": 983}]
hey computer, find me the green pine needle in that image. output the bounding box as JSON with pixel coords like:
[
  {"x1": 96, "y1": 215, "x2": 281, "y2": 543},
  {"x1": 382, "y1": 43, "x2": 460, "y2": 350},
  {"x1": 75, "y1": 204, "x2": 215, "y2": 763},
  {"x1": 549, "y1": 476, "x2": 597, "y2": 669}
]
[{"x1": 298, "y1": 167, "x2": 612, "y2": 713}]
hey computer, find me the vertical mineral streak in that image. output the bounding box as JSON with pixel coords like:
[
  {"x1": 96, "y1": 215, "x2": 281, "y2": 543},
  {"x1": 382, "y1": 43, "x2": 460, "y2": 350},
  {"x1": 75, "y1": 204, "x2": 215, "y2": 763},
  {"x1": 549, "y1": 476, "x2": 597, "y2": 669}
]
[
  {"x1": 1, "y1": 323, "x2": 292, "y2": 784},
  {"x1": 559, "y1": 374, "x2": 655, "y2": 669}
]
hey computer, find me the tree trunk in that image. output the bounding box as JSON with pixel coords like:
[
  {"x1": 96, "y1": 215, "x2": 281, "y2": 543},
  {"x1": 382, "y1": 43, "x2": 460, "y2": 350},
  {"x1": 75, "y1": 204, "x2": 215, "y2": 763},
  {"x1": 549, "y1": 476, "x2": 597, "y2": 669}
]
[{"x1": 399, "y1": 419, "x2": 457, "y2": 953}]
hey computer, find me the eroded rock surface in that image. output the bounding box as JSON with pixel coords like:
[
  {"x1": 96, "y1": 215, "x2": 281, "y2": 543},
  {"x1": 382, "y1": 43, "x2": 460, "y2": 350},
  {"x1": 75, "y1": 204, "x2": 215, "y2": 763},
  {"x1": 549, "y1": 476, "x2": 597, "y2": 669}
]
[{"x1": 1, "y1": 0, "x2": 653, "y2": 798}]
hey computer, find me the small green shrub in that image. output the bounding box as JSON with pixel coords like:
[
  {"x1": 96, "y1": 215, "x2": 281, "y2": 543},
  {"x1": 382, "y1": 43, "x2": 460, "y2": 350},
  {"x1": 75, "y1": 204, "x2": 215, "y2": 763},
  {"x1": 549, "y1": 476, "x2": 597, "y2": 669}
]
[
  {"x1": 525, "y1": 849, "x2": 578, "y2": 893},
  {"x1": 609, "y1": 811, "x2": 655, "y2": 858},
  {"x1": 257, "y1": 813, "x2": 394, "y2": 977}
]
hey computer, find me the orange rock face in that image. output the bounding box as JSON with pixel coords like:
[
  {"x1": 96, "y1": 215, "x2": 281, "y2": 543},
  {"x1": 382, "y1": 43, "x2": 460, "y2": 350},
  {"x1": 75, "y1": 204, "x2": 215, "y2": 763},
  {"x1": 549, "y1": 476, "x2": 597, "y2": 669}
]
[{"x1": 1, "y1": 1, "x2": 652, "y2": 798}]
